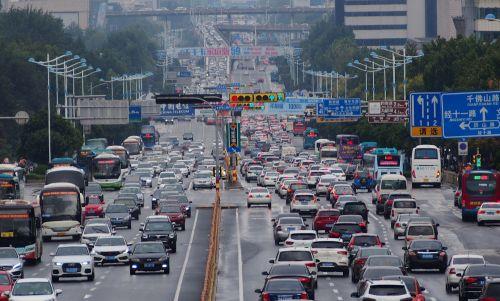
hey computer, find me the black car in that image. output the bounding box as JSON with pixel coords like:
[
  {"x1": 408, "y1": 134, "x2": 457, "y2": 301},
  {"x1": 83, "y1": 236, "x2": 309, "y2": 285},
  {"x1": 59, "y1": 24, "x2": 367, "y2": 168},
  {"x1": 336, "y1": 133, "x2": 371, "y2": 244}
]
[
  {"x1": 363, "y1": 255, "x2": 406, "y2": 275},
  {"x1": 478, "y1": 279, "x2": 500, "y2": 301},
  {"x1": 86, "y1": 182, "x2": 104, "y2": 204},
  {"x1": 113, "y1": 198, "x2": 141, "y2": 220},
  {"x1": 341, "y1": 201, "x2": 368, "y2": 222},
  {"x1": 255, "y1": 278, "x2": 308, "y2": 301},
  {"x1": 140, "y1": 218, "x2": 177, "y2": 253},
  {"x1": 351, "y1": 247, "x2": 392, "y2": 283},
  {"x1": 262, "y1": 263, "x2": 316, "y2": 299},
  {"x1": 458, "y1": 264, "x2": 500, "y2": 301},
  {"x1": 105, "y1": 204, "x2": 132, "y2": 229},
  {"x1": 182, "y1": 132, "x2": 194, "y2": 141},
  {"x1": 129, "y1": 242, "x2": 169, "y2": 275},
  {"x1": 329, "y1": 222, "x2": 363, "y2": 244},
  {"x1": 403, "y1": 239, "x2": 447, "y2": 272}
]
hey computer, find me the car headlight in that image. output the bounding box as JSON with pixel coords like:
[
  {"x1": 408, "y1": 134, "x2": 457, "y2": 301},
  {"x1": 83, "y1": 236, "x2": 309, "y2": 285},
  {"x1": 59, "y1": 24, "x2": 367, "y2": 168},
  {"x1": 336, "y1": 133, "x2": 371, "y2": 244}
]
[
  {"x1": 142, "y1": 234, "x2": 148, "y2": 239},
  {"x1": 81, "y1": 261, "x2": 91, "y2": 265},
  {"x1": 54, "y1": 262, "x2": 63, "y2": 266},
  {"x1": 12, "y1": 263, "x2": 22, "y2": 270},
  {"x1": 169, "y1": 233, "x2": 175, "y2": 238},
  {"x1": 158, "y1": 256, "x2": 168, "y2": 262}
]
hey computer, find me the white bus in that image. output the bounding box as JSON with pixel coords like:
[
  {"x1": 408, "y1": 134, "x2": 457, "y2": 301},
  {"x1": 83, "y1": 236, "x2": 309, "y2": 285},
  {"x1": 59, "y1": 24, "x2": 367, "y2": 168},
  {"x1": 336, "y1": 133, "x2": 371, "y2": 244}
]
[
  {"x1": 314, "y1": 139, "x2": 335, "y2": 154},
  {"x1": 320, "y1": 146, "x2": 338, "y2": 162},
  {"x1": 411, "y1": 145, "x2": 441, "y2": 188}
]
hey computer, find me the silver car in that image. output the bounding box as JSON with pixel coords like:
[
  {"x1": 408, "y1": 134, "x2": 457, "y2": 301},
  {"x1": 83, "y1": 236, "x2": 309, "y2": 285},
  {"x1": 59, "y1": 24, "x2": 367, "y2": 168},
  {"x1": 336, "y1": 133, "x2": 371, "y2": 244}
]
[
  {"x1": 51, "y1": 244, "x2": 94, "y2": 282},
  {"x1": 273, "y1": 216, "x2": 306, "y2": 245},
  {"x1": 393, "y1": 214, "x2": 419, "y2": 240},
  {"x1": 0, "y1": 247, "x2": 23, "y2": 279}
]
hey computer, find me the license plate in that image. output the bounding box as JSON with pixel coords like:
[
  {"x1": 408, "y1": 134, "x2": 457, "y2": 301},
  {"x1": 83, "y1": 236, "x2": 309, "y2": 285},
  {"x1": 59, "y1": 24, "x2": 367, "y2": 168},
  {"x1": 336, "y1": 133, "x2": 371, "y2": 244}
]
[
  {"x1": 301, "y1": 201, "x2": 308, "y2": 205},
  {"x1": 421, "y1": 254, "x2": 433, "y2": 259},
  {"x1": 424, "y1": 178, "x2": 429, "y2": 182},
  {"x1": 57, "y1": 232, "x2": 66, "y2": 237},
  {"x1": 106, "y1": 256, "x2": 115, "y2": 260},
  {"x1": 66, "y1": 268, "x2": 78, "y2": 273},
  {"x1": 342, "y1": 234, "x2": 351, "y2": 239},
  {"x1": 322, "y1": 262, "x2": 334, "y2": 267},
  {"x1": 145, "y1": 263, "x2": 155, "y2": 268},
  {"x1": 278, "y1": 296, "x2": 293, "y2": 300},
  {"x1": 287, "y1": 227, "x2": 294, "y2": 232},
  {"x1": 487, "y1": 212, "x2": 495, "y2": 215},
  {"x1": 479, "y1": 280, "x2": 485, "y2": 285}
]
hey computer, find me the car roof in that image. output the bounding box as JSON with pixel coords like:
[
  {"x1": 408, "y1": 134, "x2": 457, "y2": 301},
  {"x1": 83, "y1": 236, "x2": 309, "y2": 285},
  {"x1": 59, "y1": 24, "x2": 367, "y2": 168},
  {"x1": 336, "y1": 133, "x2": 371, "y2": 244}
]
[
  {"x1": 452, "y1": 254, "x2": 485, "y2": 259},
  {"x1": 278, "y1": 247, "x2": 311, "y2": 252},
  {"x1": 289, "y1": 230, "x2": 316, "y2": 235},
  {"x1": 16, "y1": 278, "x2": 51, "y2": 283},
  {"x1": 57, "y1": 243, "x2": 88, "y2": 248}
]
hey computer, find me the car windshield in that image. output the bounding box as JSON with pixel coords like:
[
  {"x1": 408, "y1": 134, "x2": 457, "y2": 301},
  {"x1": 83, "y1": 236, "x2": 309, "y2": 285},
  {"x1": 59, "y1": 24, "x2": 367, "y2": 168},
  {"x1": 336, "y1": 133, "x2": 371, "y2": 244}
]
[
  {"x1": 56, "y1": 246, "x2": 88, "y2": 256},
  {"x1": 295, "y1": 194, "x2": 314, "y2": 201},
  {"x1": 0, "y1": 274, "x2": 10, "y2": 285},
  {"x1": 136, "y1": 172, "x2": 150, "y2": 177},
  {"x1": 84, "y1": 225, "x2": 110, "y2": 234},
  {"x1": 144, "y1": 222, "x2": 173, "y2": 232},
  {"x1": 353, "y1": 236, "x2": 378, "y2": 246},
  {"x1": 389, "y1": 194, "x2": 412, "y2": 200},
  {"x1": 291, "y1": 184, "x2": 308, "y2": 190},
  {"x1": 381, "y1": 179, "x2": 407, "y2": 190},
  {"x1": 0, "y1": 248, "x2": 17, "y2": 258},
  {"x1": 290, "y1": 233, "x2": 316, "y2": 240},
  {"x1": 453, "y1": 257, "x2": 485, "y2": 265},
  {"x1": 334, "y1": 185, "x2": 352, "y2": 193},
  {"x1": 333, "y1": 224, "x2": 362, "y2": 232},
  {"x1": 87, "y1": 197, "x2": 101, "y2": 205},
  {"x1": 394, "y1": 201, "x2": 416, "y2": 208},
  {"x1": 407, "y1": 226, "x2": 434, "y2": 236},
  {"x1": 114, "y1": 199, "x2": 135, "y2": 207},
  {"x1": 251, "y1": 188, "x2": 268, "y2": 193},
  {"x1": 338, "y1": 196, "x2": 357, "y2": 202},
  {"x1": 338, "y1": 216, "x2": 362, "y2": 223},
  {"x1": 364, "y1": 267, "x2": 403, "y2": 279},
  {"x1": 160, "y1": 206, "x2": 181, "y2": 213},
  {"x1": 317, "y1": 210, "x2": 340, "y2": 217},
  {"x1": 465, "y1": 265, "x2": 500, "y2": 276},
  {"x1": 265, "y1": 279, "x2": 303, "y2": 291},
  {"x1": 343, "y1": 203, "x2": 367, "y2": 213},
  {"x1": 133, "y1": 243, "x2": 165, "y2": 254},
  {"x1": 279, "y1": 217, "x2": 303, "y2": 225},
  {"x1": 360, "y1": 248, "x2": 391, "y2": 257},
  {"x1": 121, "y1": 187, "x2": 139, "y2": 194},
  {"x1": 368, "y1": 256, "x2": 401, "y2": 267},
  {"x1": 106, "y1": 204, "x2": 128, "y2": 213},
  {"x1": 195, "y1": 173, "x2": 211, "y2": 178},
  {"x1": 270, "y1": 265, "x2": 307, "y2": 275},
  {"x1": 481, "y1": 203, "x2": 500, "y2": 209},
  {"x1": 368, "y1": 285, "x2": 406, "y2": 296},
  {"x1": 95, "y1": 237, "x2": 125, "y2": 246},
  {"x1": 311, "y1": 241, "x2": 344, "y2": 249},
  {"x1": 278, "y1": 251, "x2": 312, "y2": 261},
  {"x1": 13, "y1": 282, "x2": 53, "y2": 296},
  {"x1": 410, "y1": 240, "x2": 442, "y2": 250}
]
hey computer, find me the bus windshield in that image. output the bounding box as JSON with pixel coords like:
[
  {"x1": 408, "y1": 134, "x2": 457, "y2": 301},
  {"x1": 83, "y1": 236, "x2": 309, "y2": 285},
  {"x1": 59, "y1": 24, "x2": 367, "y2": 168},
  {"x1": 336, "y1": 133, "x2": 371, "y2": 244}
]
[
  {"x1": 321, "y1": 150, "x2": 337, "y2": 158},
  {"x1": 414, "y1": 148, "x2": 438, "y2": 159},
  {"x1": 0, "y1": 211, "x2": 35, "y2": 246},
  {"x1": 123, "y1": 142, "x2": 140, "y2": 155},
  {"x1": 94, "y1": 160, "x2": 121, "y2": 179},
  {"x1": 466, "y1": 174, "x2": 496, "y2": 197},
  {"x1": 41, "y1": 191, "x2": 79, "y2": 219},
  {"x1": 0, "y1": 181, "x2": 17, "y2": 199}
]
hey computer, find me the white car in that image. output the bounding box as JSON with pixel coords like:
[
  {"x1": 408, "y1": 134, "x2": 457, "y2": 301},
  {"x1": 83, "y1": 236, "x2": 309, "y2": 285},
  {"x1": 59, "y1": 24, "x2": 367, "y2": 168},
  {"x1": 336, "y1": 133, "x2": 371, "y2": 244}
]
[
  {"x1": 261, "y1": 171, "x2": 279, "y2": 186},
  {"x1": 330, "y1": 168, "x2": 347, "y2": 181},
  {"x1": 316, "y1": 175, "x2": 337, "y2": 195},
  {"x1": 173, "y1": 163, "x2": 189, "y2": 177},
  {"x1": 351, "y1": 279, "x2": 412, "y2": 300},
  {"x1": 390, "y1": 199, "x2": 419, "y2": 228},
  {"x1": 51, "y1": 244, "x2": 94, "y2": 282},
  {"x1": 445, "y1": 254, "x2": 485, "y2": 293},
  {"x1": 269, "y1": 247, "x2": 317, "y2": 279},
  {"x1": 284, "y1": 230, "x2": 317, "y2": 248},
  {"x1": 290, "y1": 192, "x2": 319, "y2": 215},
  {"x1": 477, "y1": 202, "x2": 500, "y2": 225},
  {"x1": 192, "y1": 171, "x2": 215, "y2": 190},
  {"x1": 81, "y1": 223, "x2": 115, "y2": 249},
  {"x1": 158, "y1": 172, "x2": 178, "y2": 186},
  {"x1": 91, "y1": 236, "x2": 130, "y2": 265},
  {"x1": 247, "y1": 187, "x2": 272, "y2": 208},
  {"x1": 8, "y1": 278, "x2": 62, "y2": 301},
  {"x1": 310, "y1": 238, "x2": 349, "y2": 277}
]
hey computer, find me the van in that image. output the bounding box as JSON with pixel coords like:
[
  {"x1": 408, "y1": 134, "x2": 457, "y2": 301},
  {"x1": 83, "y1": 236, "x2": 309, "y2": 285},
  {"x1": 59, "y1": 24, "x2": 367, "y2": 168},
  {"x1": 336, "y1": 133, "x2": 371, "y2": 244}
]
[
  {"x1": 372, "y1": 174, "x2": 409, "y2": 213},
  {"x1": 281, "y1": 146, "x2": 297, "y2": 158},
  {"x1": 390, "y1": 199, "x2": 419, "y2": 228},
  {"x1": 404, "y1": 222, "x2": 436, "y2": 245}
]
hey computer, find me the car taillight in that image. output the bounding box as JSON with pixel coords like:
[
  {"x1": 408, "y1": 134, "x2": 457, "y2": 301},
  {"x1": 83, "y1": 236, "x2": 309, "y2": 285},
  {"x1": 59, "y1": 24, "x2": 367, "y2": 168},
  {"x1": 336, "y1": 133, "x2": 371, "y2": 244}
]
[
  {"x1": 330, "y1": 231, "x2": 341, "y2": 238},
  {"x1": 354, "y1": 258, "x2": 366, "y2": 266},
  {"x1": 496, "y1": 210, "x2": 500, "y2": 214},
  {"x1": 449, "y1": 268, "x2": 456, "y2": 274},
  {"x1": 359, "y1": 222, "x2": 366, "y2": 228},
  {"x1": 480, "y1": 298, "x2": 497, "y2": 301},
  {"x1": 455, "y1": 191, "x2": 460, "y2": 197},
  {"x1": 265, "y1": 177, "x2": 269, "y2": 180},
  {"x1": 337, "y1": 250, "x2": 348, "y2": 255},
  {"x1": 465, "y1": 277, "x2": 478, "y2": 284},
  {"x1": 478, "y1": 210, "x2": 485, "y2": 214},
  {"x1": 266, "y1": 194, "x2": 271, "y2": 198},
  {"x1": 312, "y1": 197, "x2": 317, "y2": 203},
  {"x1": 262, "y1": 292, "x2": 270, "y2": 301},
  {"x1": 298, "y1": 277, "x2": 311, "y2": 284},
  {"x1": 408, "y1": 251, "x2": 416, "y2": 256},
  {"x1": 436, "y1": 170, "x2": 441, "y2": 178},
  {"x1": 288, "y1": 189, "x2": 292, "y2": 193},
  {"x1": 305, "y1": 262, "x2": 316, "y2": 268},
  {"x1": 276, "y1": 226, "x2": 282, "y2": 231},
  {"x1": 395, "y1": 223, "x2": 401, "y2": 228},
  {"x1": 285, "y1": 241, "x2": 294, "y2": 245},
  {"x1": 439, "y1": 251, "x2": 447, "y2": 257},
  {"x1": 412, "y1": 170, "x2": 416, "y2": 178}
]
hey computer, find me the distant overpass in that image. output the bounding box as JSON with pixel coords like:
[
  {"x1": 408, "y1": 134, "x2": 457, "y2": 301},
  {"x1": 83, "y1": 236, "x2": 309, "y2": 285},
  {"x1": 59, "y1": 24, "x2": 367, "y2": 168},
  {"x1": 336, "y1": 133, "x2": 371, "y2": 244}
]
[
  {"x1": 215, "y1": 23, "x2": 309, "y2": 33},
  {"x1": 106, "y1": 7, "x2": 333, "y2": 18}
]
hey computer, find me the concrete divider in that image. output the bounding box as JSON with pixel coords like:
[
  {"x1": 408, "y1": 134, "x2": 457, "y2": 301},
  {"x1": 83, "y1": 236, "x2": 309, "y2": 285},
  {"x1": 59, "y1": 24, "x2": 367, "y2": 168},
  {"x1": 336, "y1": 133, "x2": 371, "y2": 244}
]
[{"x1": 201, "y1": 197, "x2": 221, "y2": 301}]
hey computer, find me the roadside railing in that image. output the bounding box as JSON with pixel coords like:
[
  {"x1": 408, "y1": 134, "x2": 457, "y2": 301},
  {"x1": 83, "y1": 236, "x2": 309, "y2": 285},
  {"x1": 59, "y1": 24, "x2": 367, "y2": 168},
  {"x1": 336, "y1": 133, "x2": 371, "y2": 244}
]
[{"x1": 201, "y1": 195, "x2": 221, "y2": 301}]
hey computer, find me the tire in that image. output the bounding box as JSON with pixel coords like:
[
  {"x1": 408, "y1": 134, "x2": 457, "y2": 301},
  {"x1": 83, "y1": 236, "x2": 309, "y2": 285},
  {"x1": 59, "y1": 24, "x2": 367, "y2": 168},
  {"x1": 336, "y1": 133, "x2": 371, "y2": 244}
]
[
  {"x1": 51, "y1": 275, "x2": 59, "y2": 282},
  {"x1": 390, "y1": 221, "x2": 395, "y2": 229},
  {"x1": 192, "y1": 186, "x2": 196, "y2": 190},
  {"x1": 459, "y1": 293, "x2": 467, "y2": 301},
  {"x1": 247, "y1": 203, "x2": 251, "y2": 208},
  {"x1": 164, "y1": 266, "x2": 170, "y2": 274},
  {"x1": 393, "y1": 233, "x2": 399, "y2": 240},
  {"x1": 72, "y1": 235, "x2": 81, "y2": 241},
  {"x1": 129, "y1": 268, "x2": 135, "y2": 275},
  {"x1": 88, "y1": 272, "x2": 95, "y2": 281},
  {"x1": 384, "y1": 213, "x2": 390, "y2": 220},
  {"x1": 268, "y1": 203, "x2": 271, "y2": 209},
  {"x1": 343, "y1": 270, "x2": 349, "y2": 277},
  {"x1": 128, "y1": 222, "x2": 132, "y2": 229},
  {"x1": 171, "y1": 245, "x2": 177, "y2": 253},
  {"x1": 445, "y1": 283, "x2": 452, "y2": 294},
  {"x1": 43, "y1": 236, "x2": 51, "y2": 242},
  {"x1": 478, "y1": 220, "x2": 484, "y2": 226},
  {"x1": 181, "y1": 224, "x2": 186, "y2": 231}
]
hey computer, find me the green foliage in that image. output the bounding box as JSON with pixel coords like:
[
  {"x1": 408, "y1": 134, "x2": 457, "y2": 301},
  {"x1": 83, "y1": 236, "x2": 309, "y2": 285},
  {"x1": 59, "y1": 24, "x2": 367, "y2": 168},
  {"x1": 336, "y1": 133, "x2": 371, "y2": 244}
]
[{"x1": 18, "y1": 110, "x2": 83, "y2": 164}]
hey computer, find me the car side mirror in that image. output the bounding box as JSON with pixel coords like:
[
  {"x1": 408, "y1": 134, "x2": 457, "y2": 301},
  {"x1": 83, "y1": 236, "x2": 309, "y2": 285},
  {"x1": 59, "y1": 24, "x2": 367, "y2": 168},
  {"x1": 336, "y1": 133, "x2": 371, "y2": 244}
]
[
  {"x1": 402, "y1": 247, "x2": 407, "y2": 251},
  {"x1": 127, "y1": 243, "x2": 132, "y2": 246},
  {"x1": 350, "y1": 292, "x2": 359, "y2": 298},
  {"x1": 310, "y1": 271, "x2": 316, "y2": 275},
  {"x1": 261, "y1": 271, "x2": 269, "y2": 275},
  {"x1": 456, "y1": 273, "x2": 462, "y2": 277},
  {"x1": 442, "y1": 246, "x2": 448, "y2": 250},
  {"x1": 254, "y1": 289, "x2": 262, "y2": 294},
  {"x1": 381, "y1": 242, "x2": 385, "y2": 246},
  {"x1": 268, "y1": 259, "x2": 275, "y2": 264},
  {"x1": 55, "y1": 289, "x2": 63, "y2": 296},
  {"x1": 420, "y1": 286, "x2": 425, "y2": 292},
  {"x1": 271, "y1": 218, "x2": 275, "y2": 223},
  {"x1": 49, "y1": 252, "x2": 55, "y2": 257},
  {"x1": 436, "y1": 223, "x2": 440, "y2": 227},
  {"x1": 315, "y1": 259, "x2": 320, "y2": 263}
]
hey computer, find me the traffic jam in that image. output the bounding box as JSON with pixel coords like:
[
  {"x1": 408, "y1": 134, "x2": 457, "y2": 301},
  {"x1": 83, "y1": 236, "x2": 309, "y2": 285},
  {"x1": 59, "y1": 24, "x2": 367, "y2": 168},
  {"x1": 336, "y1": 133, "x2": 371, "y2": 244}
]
[{"x1": 238, "y1": 114, "x2": 500, "y2": 301}]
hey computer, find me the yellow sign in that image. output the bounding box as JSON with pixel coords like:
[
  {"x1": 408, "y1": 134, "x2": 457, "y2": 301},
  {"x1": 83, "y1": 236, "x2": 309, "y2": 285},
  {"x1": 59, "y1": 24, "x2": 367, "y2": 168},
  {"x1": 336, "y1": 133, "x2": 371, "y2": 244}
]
[
  {"x1": 0, "y1": 232, "x2": 14, "y2": 238},
  {"x1": 411, "y1": 127, "x2": 442, "y2": 137}
]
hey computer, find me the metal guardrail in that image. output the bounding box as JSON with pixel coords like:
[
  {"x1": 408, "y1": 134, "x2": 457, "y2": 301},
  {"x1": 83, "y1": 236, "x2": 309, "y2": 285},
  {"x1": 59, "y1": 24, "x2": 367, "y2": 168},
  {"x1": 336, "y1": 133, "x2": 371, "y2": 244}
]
[{"x1": 201, "y1": 196, "x2": 221, "y2": 301}]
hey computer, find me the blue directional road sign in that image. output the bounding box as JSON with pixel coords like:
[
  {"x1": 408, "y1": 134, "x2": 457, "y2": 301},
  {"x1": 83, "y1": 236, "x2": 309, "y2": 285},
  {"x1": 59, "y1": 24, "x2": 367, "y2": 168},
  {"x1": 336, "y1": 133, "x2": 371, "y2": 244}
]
[
  {"x1": 214, "y1": 104, "x2": 243, "y2": 111},
  {"x1": 160, "y1": 103, "x2": 195, "y2": 116},
  {"x1": 316, "y1": 98, "x2": 361, "y2": 119},
  {"x1": 129, "y1": 105, "x2": 141, "y2": 122},
  {"x1": 441, "y1": 91, "x2": 500, "y2": 139},
  {"x1": 410, "y1": 92, "x2": 442, "y2": 137},
  {"x1": 226, "y1": 122, "x2": 241, "y2": 153}
]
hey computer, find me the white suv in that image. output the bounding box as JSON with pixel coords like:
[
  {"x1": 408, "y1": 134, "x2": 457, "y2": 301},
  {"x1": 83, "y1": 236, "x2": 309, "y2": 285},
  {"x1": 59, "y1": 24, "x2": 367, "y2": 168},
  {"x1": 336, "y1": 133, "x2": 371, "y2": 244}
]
[
  {"x1": 51, "y1": 244, "x2": 94, "y2": 282},
  {"x1": 351, "y1": 279, "x2": 412, "y2": 300},
  {"x1": 310, "y1": 238, "x2": 349, "y2": 277},
  {"x1": 290, "y1": 192, "x2": 319, "y2": 215},
  {"x1": 284, "y1": 230, "x2": 317, "y2": 248}
]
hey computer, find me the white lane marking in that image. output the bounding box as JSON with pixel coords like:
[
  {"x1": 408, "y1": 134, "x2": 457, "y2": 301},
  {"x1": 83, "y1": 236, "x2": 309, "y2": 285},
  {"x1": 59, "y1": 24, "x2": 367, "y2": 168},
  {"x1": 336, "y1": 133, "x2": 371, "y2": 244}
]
[
  {"x1": 333, "y1": 289, "x2": 339, "y2": 294},
  {"x1": 329, "y1": 282, "x2": 334, "y2": 287},
  {"x1": 236, "y1": 208, "x2": 244, "y2": 301},
  {"x1": 83, "y1": 294, "x2": 92, "y2": 299},
  {"x1": 337, "y1": 297, "x2": 343, "y2": 301},
  {"x1": 32, "y1": 272, "x2": 38, "y2": 276},
  {"x1": 173, "y1": 209, "x2": 199, "y2": 301},
  {"x1": 99, "y1": 276, "x2": 105, "y2": 280},
  {"x1": 95, "y1": 281, "x2": 101, "y2": 285},
  {"x1": 90, "y1": 287, "x2": 96, "y2": 291}
]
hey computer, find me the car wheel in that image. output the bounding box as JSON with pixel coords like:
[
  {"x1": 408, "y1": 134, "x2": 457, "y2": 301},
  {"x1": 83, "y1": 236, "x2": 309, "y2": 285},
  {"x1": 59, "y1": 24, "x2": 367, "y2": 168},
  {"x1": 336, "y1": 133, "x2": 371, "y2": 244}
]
[
  {"x1": 72, "y1": 235, "x2": 81, "y2": 241},
  {"x1": 181, "y1": 224, "x2": 186, "y2": 231},
  {"x1": 343, "y1": 270, "x2": 349, "y2": 277},
  {"x1": 128, "y1": 222, "x2": 132, "y2": 229},
  {"x1": 351, "y1": 272, "x2": 356, "y2": 283},
  {"x1": 129, "y1": 268, "x2": 136, "y2": 275},
  {"x1": 393, "y1": 233, "x2": 399, "y2": 240},
  {"x1": 439, "y1": 265, "x2": 446, "y2": 273},
  {"x1": 193, "y1": 186, "x2": 196, "y2": 190},
  {"x1": 268, "y1": 203, "x2": 271, "y2": 209},
  {"x1": 247, "y1": 203, "x2": 251, "y2": 208},
  {"x1": 171, "y1": 246, "x2": 177, "y2": 253},
  {"x1": 390, "y1": 221, "x2": 395, "y2": 229},
  {"x1": 164, "y1": 266, "x2": 170, "y2": 274},
  {"x1": 43, "y1": 236, "x2": 51, "y2": 242},
  {"x1": 478, "y1": 220, "x2": 484, "y2": 226},
  {"x1": 88, "y1": 272, "x2": 95, "y2": 281},
  {"x1": 445, "y1": 283, "x2": 452, "y2": 294},
  {"x1": 51, "y1": 275, "x2": 59, "y2": 282}
]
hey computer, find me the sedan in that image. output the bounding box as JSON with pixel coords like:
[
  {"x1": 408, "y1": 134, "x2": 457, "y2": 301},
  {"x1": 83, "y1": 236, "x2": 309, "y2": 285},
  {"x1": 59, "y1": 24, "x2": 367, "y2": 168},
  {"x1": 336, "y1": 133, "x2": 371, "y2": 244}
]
[
  {"x1": 273, "y1": 217, "x2": 307, "y2": 245},
  {"x1": 403, "y1": 239, "x2": 448, "y2": 272},
  {"x1": 91, "y1": 236, "x2": 130, "y2": 266},
  {"x1": 351, "y1": 247, "x2": 392, "y2": 283},
  {"x1": 247, "y1": 187, "x2": 272, "y2": 208},
  {"x1": 129, "y1": 242, "x2": 170, "y2": 275},
  {"x1": 7, "y1": 278, "x2": 62, "y2": 301},
  {"x1": 284, "y1": 230, "x2": 317, "y2": 248},
  {"x1": 0, "y1": 247, "x2": 23, "y2": 280},
  {"x1": 81, "y1": 223, "x2": 115, "y2": 250},
  {"x1": 290, "y1": 191, "x2": 319, "y2": 215},
  {"x1": 255, "y1": 278, "x2": 309, "y2": 300},
  {"x1": 114, "y1": 198, "x2": 141, "y2": 220},
  {"x1": 458, "y1": 264, "x2": 500, "y2": 301},
  {"x1": 156, "y1": 205, "x2": 186, "y2": 230},
  {"x1": 312, "y1": 209, "x2": 340, "y2": 233},
  {"x1": 262, "y1": 263, "x2": 316, "y2": 299},
  {"x1": 310, "y1": 238, "x2": 349, "y2": 277},
  {"x1": 477, "y1": 202, "x2": 500, "y2": 225},
  {"x1": 105, "y1": 204, "x2": 132, "y2": 229},
  {"x1": 51, "y1": 244, "x2": 94, "y2": 282},
  {"x1": 382, "y1": 275, "x2": 426, "y2": 300},
  {"x1": 83, "y1": 196, "x2": 105, "y2": 220}
]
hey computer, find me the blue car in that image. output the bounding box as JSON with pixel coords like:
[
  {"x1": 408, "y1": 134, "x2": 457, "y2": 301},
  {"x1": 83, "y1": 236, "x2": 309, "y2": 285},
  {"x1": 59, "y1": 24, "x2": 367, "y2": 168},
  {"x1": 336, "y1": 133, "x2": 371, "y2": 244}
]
[{"x1": 352, "y1": 169, "x2": 375, "y2": 191}]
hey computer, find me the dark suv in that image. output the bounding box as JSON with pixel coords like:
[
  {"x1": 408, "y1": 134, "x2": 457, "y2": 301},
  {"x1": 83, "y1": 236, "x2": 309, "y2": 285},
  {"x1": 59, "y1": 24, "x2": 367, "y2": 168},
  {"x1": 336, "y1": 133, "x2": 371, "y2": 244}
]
[
  {"x1": 140, "y1": 217, "x2": 177, "y2": 253},
  {"x1": 341, "y1": 201, "x2": 369, "y2": 222}
]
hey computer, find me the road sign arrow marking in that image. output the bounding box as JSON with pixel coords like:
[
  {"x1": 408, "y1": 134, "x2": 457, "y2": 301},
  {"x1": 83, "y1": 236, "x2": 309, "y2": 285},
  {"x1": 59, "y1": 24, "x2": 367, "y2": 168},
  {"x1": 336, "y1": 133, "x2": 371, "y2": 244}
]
[
  {"x1": 417, "y1": 96, "x2": 424, "y2": 118},
  {"x1": 459, "y1": 121, "x2": 469, "y2": 130},
  {"x1": 431, "y1": 96, "x2": 438, "y2": 118},
  {"x1": 480, "y1": 107, "x2": 488, "y2": 121}
]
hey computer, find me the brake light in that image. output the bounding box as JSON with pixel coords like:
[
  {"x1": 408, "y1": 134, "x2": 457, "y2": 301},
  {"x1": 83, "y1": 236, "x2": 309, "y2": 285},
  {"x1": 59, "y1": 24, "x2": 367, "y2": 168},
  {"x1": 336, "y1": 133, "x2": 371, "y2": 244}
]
[
  {"x1": 412, "y1": 170, "x2": 416, "y2": 178},
  {"x1": 266, "y1": 194, "x2": 271, "y2": 198},
  {"x1": 359, "y1": 222, "x2": 366, "y2": 228},
  {"x1": 305, "y1": 262, "x2": 316, "y2": 268},
  {"x1": 395, "y1": 223, "x2": 401, "y2": 228},
  {"x1": 248, "y1": 195, "x2": 253, "y2": 198},
  {"x1": 288, "y1": 188, "x2": 292, "y2": 193},
  {"x1": 337, "y1": 250, "x2": 348, "y2": 255},
  {"x1": 465, "y1": 277, "x2": 478, "y2": 284},
  {"x1": 455, "y1": 191, "x2": 460, "y2": 197},
  {"x1": 478, "y1": 210, "x2": 485, "y2": 214},
  {"x1": 312, "y1": 197, "x2": 317, "y2": 203},
  {"x1": 330, "y1": 231, "x2": 341, "y2": 238},
  {"x1": 285, "y1": 241, "x2": 294, "y2": 245},
  {"x1": 276, "y1": 226, "x2": 282, "y2": 231},
  {"x1": 439, "y1": 251, "x2": 447, "y2": 257},
  {"x1": 262, "y1": 292, "x2": 270, "y2": 301},
  {"x1": 481, "y1": 298, "x2": 497, "y2": 301},
  {"x1": 298, "y1": 277, "x2": 311, "y2": 283},
  {"x1": 354, "y1": 258, "x2": 366, "y2": 266},
  {"x1": 449, "y1": 268, "x2": 456, "y2": 274}
]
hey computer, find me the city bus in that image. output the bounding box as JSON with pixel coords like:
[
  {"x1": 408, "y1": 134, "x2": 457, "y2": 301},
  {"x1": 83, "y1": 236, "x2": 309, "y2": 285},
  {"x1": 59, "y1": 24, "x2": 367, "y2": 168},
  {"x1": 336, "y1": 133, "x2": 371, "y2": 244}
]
[
  {"x1": 0, "y1": 199, "x2": 42, "y2": 263},
  {"x1": 319, "y1": 146, "x2": 338, "y2": 162},
  {"x1": 92, "y1": 153, "x2": 123, "y2": 190},
  {"x1": 360, "y1": 142, "x2": 378, "y2": 154},
  {"x1": 141, "y1": 125, "x2": 157, "y2": 150},
  {"x1": 303, "y1": 128, "x2": 319, "y2": 150},
  {"x1": 411, "y1": 145, "x2": 442, "y2": 188},
  {"x1": 84, "y1": 138, "x2": 108, "y2": 151},
  {"x1": 45, "y1": 166, "x2": 86, "y2": 196},
  {"x1": 369, "y1": 148, "x2": 403, "y2": 181},
  {"x1": 122, "y1": 137, "x2": 142, "y2": 157},
  {"x1": 460, "y1": 170, "x2": 500, "y2": 221},
  {"x1": 76, "y1": 147, "x2": 96, "y2": 185},
  {"x1": 314, "y1": 139, "x2": 335, "y2": 154},
  {"x1": 39, "y1": 183, "x2": 83, "y2": 241},
  {"x1": 0, "y1": 174, "x2": 21, "y2": 199},
  {"x1": 335, "y1": 134, "x2": 361, "y2": 163},
  {"x1": 106, "y1": 145, "x2": 130, "y2": 175}
]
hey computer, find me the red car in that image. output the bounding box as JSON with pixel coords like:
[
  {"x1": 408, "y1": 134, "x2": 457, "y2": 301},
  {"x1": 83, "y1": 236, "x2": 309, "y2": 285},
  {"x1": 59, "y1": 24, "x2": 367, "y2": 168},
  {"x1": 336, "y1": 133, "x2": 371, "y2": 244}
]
[
  {"x1": 0, "y1": 271, "x2": 14, "y2": 301},
  {"x1": 347, "y1": 233, "x2": 384, "y2": 255},
  {"x1": 83, "y1": 196, "x2": 105, "y2": 220},
  {"x1": 156, "y1": 205, "x2": 186, "y2": 230},
  {"x1": 312, "y1": 209, "x2": 340, "y2": 232},
  {"x1": 327, "y1": 184, "x2": 354, "y2": 205}
]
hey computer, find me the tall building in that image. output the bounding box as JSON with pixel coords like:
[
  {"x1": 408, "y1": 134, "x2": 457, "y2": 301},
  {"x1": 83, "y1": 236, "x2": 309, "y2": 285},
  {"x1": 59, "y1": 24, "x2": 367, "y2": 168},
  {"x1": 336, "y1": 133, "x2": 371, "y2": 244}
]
[{"x1": 468, "y1": 0, "x2": 500, "y2": 40}]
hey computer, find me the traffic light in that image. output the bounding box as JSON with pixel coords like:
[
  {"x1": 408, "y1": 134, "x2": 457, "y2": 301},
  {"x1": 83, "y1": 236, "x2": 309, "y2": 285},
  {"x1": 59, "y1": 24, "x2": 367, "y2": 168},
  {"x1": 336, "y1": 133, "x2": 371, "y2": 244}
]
[
  {"x1": 277, "y1": 92, "x2": 285, "y2": 102},
  {"x1": 254, "y1": 93, "x2": 277, "y2": 103},
  {"x1": 229, "y1": 93, "x2": 253, "y2": 104},
  {"x1": 476, "y1": 154, "x2": 481, "y2": 168}
]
